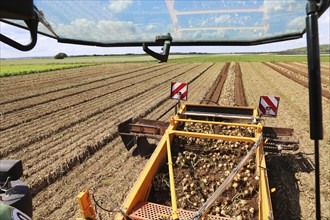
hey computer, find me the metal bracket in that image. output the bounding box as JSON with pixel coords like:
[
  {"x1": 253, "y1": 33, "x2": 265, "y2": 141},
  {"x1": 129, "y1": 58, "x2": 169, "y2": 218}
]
[
  {"x1": 143, "y1": 33, "x2": 172, "y2": 62},
  {"x1": 0, "y1": 10, "x2": 39, "y2": 51}
]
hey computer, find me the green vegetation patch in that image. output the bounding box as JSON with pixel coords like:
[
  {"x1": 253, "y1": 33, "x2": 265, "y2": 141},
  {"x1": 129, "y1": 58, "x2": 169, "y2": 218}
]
[{"x1": 0, "y1": 63, "x2": 94, "y2": 77}]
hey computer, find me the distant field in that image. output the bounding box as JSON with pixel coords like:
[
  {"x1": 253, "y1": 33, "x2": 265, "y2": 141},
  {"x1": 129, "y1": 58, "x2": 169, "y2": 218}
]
[
  {"x1": 170, "y1": 54, "x2": 330, "y2": 62},
  {"x1": 0, "y1": 54, "x2": 201, "y2": 65},
  {"x1": 1, "y1": 53, "x2": 329, "y2": 77}
]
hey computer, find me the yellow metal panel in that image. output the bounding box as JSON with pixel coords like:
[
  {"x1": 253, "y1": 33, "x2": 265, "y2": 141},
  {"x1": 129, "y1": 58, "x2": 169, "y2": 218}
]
[
  {"x1": 115, "y1": 124, "x2": 176, "y2": 219},
  {"x1": 258, "y1": 148, "x2": 274, "y2": 220},
  {"x1": 77, "y1": 189, "x2": 96, "y2": 220}
]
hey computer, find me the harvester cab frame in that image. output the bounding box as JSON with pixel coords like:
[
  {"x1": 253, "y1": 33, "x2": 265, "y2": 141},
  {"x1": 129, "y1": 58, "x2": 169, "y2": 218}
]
[{"x1": 0, "y1": 0, "x2": 329, "y2": 219}]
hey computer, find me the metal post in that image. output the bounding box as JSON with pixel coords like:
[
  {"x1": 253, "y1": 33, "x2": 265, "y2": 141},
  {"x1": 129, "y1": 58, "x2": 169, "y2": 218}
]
[
  {"x1": 306, "y1": 1, "x2": 323, "y2": 219},
  {"x1": 166, "y1": 133, "x2": 179, "y2": 220}
]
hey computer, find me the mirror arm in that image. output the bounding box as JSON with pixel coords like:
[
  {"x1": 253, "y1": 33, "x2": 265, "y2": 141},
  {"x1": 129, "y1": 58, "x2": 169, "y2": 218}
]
[
  {"x1": 0, "y1": 11, "x2": 39, "y2": 51},
  {"x1": 143, "y1": 33, "x2": 172, "y2": 62}
]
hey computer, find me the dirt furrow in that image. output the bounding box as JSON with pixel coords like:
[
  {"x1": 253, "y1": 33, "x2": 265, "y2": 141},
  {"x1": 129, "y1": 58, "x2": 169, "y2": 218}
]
[
  {"x1": 0, "y1": 63, "x2": 153, "y2": 94},
  {"x1": 0, "y1": 63, "x2": 176, "y2": 114},
  {"x1": 0, "y1": 64, "x2": 201, "y2": 157},
  {"x1": 240, "y1": 62, "x2": 330, "y2": 219},
  {"x1": 24, "y1": 76, "x2": 197, "y2": 195},
  {"x1": 275, "y1": 62, "x2": 330, "y2": 86},
  {"x1": 22, "y1": 63, "x2": 211, "y2": 165},
  {"x1": 0, "y1": 63, "x2": 165, "y2": 105},
  {"x1": 263, "y1": 62, "x2": 330, "y2": 99},
  {"x1": 3, "y1": 64, "x2": 210, "y2": 197},
  {"x1": 218, "y1": 62, "x2": 235, "y2": 105},
  {"x1": 32, "y1": 138, "x2": 147, "y2": 219},
  {"x1": 290, "y1": 62, "x2": 330, "y2": 82},
  {"x1": 20, "y1": 81, "x2": 178, "y2": 182},
  {"x1": 234, "y1": 62, "x2": 247, "y2": 106},
  {"x1": 202, "y1": 62, "x2": 230, "y2": 104},
  {"x1": 0, "y1": 63, "x2": 184, "y2": 130}
]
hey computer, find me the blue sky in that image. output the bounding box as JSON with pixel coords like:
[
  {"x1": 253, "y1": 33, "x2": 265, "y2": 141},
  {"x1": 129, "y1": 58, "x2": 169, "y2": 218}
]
[{"x1": 0, "y1": 4, "x2": 329, "y2": 59}]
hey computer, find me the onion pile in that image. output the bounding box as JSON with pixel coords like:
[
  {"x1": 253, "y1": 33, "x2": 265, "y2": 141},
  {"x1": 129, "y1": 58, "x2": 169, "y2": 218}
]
[
  {"x1": 182, "y1": 122, "x2": 256, "y2": 138},
  {"x1": 149, "y1": 122, "x2": 259, "y2": 219}
]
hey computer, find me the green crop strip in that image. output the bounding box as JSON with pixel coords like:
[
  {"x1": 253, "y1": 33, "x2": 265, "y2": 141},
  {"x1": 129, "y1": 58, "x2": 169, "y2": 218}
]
[{"x1": 0, "y1": 63, "x2": 95, "y2": 77}]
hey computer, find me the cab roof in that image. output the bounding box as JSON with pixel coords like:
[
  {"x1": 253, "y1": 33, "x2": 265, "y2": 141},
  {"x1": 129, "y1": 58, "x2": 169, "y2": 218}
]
[{"x1": 1, "y1": 0, "x2": 329, "y2": 47}]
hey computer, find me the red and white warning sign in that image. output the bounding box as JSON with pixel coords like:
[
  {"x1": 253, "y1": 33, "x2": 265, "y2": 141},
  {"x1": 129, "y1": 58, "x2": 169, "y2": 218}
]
[
  {"x1": 258, "y1": 95, "x2": 280, "y2": 116},
  {"x1": 170, "y1": 82, "x2": 188, "y2": 101}
]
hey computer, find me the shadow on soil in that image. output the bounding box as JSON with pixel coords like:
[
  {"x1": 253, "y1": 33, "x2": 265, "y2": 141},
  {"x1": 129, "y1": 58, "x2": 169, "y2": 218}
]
[
  {"x1": 120, "y1": 134, "x2": 157, "y2": 158},
  {"x1": 266, "y1": 152, "x2": 315, "y2": 220},
  {"x1": 132, "y1": 137, "x2": 157, "y2": 157}
]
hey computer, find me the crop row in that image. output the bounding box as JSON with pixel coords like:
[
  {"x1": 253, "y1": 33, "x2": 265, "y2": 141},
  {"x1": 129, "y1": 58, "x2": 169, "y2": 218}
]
[
  {"x1": 265, "y1": 62, "x2": 330, "y2": 99},
  {"x1": 0, "y1": 63, "x2": 199, "y2": 157},
  {"x1": 0, "y1": 63, "x2": 183, "y2": 130},
  {"x1": 10, "y1": 62, "x2": 206, "y2": 166},
  {"x1": 291, "y1": 61, "x2": 330, "y2": 77},
  {"x1": 3, "y1": 63, "x2": 214, "y2": 195},
  {"x1": 0, "y1": 63, "x2": 150, "y2": 92},
  {"x1": 32, "y1": 137, "x2": 146, "y2": 219},
  {"x1": 218, "y1": 63, "x2": 236, "y2": 105},
  {"x1": 274, "y1": 62, "x2": 329, "y2": 88},
  {"x1": 0, "y1": 63, "x2": 162, "y2": 105}
]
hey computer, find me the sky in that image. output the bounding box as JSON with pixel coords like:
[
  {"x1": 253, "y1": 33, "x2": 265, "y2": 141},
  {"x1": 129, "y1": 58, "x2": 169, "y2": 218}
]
[{"x1": 0, "y1": 5, "x2": 329, "y2": 59}]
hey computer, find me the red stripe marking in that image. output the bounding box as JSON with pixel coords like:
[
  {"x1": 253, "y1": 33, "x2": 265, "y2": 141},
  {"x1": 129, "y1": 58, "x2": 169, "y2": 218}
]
[
  {"x1": 171, "y1": 83, "x2": 186, "y2": 97},
  {"x1": 181, "y1": 91, "x2": 187, "y2": 100},
  {"x1": 262, "y1": 96, "x2": 277, "y2": 112},
  {"x1": 259, "y1": 103, "x2": 266, "y2": 114}
]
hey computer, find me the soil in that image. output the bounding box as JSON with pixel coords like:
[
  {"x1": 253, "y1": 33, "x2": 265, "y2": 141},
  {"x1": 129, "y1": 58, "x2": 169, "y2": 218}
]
[
  {"x1": 0, "y1": 61, "x2": 329, "y2": 219},
  {"x1": 241, "y1": 62, "x2": 330, "y2": 219}
]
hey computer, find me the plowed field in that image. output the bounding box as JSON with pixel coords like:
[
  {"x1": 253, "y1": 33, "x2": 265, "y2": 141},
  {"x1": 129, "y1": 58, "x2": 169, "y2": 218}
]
[{"x1": 0, "y1": 62, "x2": 329, "y2": 220}]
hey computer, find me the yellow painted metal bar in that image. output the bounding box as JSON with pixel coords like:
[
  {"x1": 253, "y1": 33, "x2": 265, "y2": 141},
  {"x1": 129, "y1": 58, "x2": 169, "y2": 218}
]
[
  {"x1": 77, "y1": 189, "x2": 96, "y2": 220},
  {"x1": 174, "y1": 118, "x2": 260, "y2": 128},
  {"x1": 181, "y1": 102, "x2": 256, "y2": 110},
  {"x1": 169, "y1": 130, "x2": 256, "y2": 143},
  {"x1": 259, "y1": 150, "x2": 274, "y2": 220},
  {"x1": 166, "y1": 132, "x2": 179, "y2": 220},
  {"x1": 114, "y1": 124, "x2": 176, "y2": 219},
  {"x1": 253, "y1": 108, "x2": 259, "y2": 117}
]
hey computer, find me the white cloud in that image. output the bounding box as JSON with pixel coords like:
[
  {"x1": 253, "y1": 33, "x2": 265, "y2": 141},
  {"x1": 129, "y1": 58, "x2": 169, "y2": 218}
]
[
  {"x1": 108, "y1": 0, "x2": 133, "y2": 13},
  {"x1": 53, "y1": 18, "x2": 157, "y2": 43},
  {"x1": 287, "y1": 16, "x2": 305, "y2": 31},
  {"x1": 318, "y1": 9, "x2": 330, "y2": 45},
  {"x1": 0, "y1": 22, "x2": 32, "y2": 45},
  {"x1": 146, "y1": 24, "x2": 157, "y2": 31},
  {"x1": 264, "y1": 0, "x2": 302, "y2": 13},
  {"x1": 214, "y1": 14, "x2": 231, "y2": 24}
]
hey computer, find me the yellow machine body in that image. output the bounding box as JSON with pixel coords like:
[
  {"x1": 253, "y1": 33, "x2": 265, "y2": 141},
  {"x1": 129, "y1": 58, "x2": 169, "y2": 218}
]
[{"x1": 113, "y1": 103, "x2": 273, "y2": 220}]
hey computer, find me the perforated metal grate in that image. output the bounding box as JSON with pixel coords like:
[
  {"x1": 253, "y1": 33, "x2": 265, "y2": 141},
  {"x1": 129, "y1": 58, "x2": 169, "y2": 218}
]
[{"x1": 129, "y1": 202, "x2": 232, "y2": 220}]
